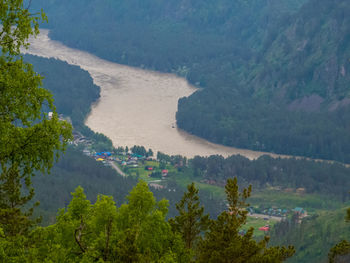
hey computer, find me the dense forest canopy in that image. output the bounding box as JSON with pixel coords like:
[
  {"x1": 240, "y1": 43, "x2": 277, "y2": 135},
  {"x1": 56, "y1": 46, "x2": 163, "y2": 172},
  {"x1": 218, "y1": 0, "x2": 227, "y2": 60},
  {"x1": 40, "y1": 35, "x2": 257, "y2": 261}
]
[
  {"x1": 24, "y1": 55, "x2": 100, "y2": 127},
  {"x1": 187, "y1": 154, "x2": 350, "y2": 201},
  {"x1": 0, "y1": 0, "x2": 348, "y2": 261},
  {"x1": 270, "y1": 207, "x2": 350, "y2": 263},
  {"x1": 30, "y1": 0, "x2": 350, "y2": 162}
]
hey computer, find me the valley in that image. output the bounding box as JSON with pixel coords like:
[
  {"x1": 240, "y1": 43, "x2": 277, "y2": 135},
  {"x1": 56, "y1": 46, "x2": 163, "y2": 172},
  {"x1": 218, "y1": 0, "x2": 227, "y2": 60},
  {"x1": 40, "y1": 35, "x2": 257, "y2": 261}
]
[
  {"x1": 25, "y1": 30, "x2": 290, "y2": 159},
  {"x1": 1, "y1": 0, "x2": 348, "y2": 261}
]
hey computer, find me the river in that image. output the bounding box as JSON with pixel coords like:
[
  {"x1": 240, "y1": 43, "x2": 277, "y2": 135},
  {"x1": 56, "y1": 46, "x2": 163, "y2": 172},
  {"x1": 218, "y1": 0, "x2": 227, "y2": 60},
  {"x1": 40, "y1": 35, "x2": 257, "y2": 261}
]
[{"x1": 24, "y1": 30, "x2": 288, "y2": 159}]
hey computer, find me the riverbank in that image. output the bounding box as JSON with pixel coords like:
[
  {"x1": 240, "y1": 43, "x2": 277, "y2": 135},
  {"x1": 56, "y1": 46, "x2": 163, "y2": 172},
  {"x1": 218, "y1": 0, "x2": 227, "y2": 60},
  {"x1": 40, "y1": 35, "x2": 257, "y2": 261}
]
[{"x1": 24, "y1": 30, "x2": 293, "y2": 160}]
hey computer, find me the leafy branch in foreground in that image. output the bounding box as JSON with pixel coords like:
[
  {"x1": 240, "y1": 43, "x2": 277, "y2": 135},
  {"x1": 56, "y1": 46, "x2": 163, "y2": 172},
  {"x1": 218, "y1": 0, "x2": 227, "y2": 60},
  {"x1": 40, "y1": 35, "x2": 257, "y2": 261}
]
[{"x1": 0, "y1": 0, "x2": 71, "y2": 238}]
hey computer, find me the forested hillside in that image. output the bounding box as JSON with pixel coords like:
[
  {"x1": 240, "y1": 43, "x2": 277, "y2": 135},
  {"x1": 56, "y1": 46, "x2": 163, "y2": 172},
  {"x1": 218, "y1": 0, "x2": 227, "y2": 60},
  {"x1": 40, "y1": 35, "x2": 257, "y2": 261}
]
[
  {"x1": 30, "y1": 0, "x2": 350, "y2": 162},
  {"x1": 270, "y1": 208, "x2": 350, "y2": 262},
  {"x1": 186, "y1": 155, "x2": 350, "y2": 202},
  {"x1": 23, "y1": 55, "x2": 100, "y2": 127},
  {"x1": 2, "y1": 1, "x2": 349, "y2": 261},
  {"x1": 32, "y1": 147, "x2": 225, "y2": 225}
]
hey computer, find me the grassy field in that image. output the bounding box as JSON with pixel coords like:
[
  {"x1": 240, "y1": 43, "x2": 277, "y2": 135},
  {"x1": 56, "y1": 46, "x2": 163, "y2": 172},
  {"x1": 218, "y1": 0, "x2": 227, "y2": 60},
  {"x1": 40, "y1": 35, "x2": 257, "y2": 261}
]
[
  {"x1": 172, "y1": 174, "x2": 226, "y2": 199},
  {"x1": 249, "y1": 190, "x2": 344, "y2": 213},
  {"x1": 243, "y1": 216, "x2": 279, "y2": 238}
]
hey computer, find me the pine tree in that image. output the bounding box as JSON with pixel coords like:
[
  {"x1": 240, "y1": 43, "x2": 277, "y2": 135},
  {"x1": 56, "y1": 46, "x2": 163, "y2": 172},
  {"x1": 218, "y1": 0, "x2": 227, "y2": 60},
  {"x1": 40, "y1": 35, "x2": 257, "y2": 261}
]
[
  {"x1": 169, "y1": 182, "x2": 210, "y2": 250},
  {"x1": 196, "y1": 177, "x2": 295, "y2": 263},
  {"x1": 328, "y1": 193, "x2": 350, "y2": 263}
]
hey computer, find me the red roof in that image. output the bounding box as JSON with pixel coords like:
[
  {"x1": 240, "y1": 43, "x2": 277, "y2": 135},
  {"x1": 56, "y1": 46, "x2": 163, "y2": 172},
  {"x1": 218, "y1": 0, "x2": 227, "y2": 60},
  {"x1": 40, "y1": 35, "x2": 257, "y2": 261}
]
[
  {"x1": 147, "y1": 167, "x2": 153, "y2": 170},
  {"x1": 258, "y1": 226, "x2": 270, "y2": 232},
  {"x1": 162, "y1": 169, "x2": 168, "y2": 173}
]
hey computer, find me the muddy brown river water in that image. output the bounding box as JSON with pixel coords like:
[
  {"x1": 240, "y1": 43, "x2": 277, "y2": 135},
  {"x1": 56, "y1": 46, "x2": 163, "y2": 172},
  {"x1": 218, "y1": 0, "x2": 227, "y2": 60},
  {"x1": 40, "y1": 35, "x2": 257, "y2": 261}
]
[{"x1": 24, "y1": 30, "x2": 288, "y2": 159}]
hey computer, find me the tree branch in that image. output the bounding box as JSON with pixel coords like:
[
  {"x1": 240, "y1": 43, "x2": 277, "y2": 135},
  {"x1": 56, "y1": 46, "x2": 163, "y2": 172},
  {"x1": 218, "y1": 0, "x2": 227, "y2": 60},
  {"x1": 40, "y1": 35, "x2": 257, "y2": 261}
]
[{"x1": 74, "y1": 218, "x2": 86, "y2": 253}]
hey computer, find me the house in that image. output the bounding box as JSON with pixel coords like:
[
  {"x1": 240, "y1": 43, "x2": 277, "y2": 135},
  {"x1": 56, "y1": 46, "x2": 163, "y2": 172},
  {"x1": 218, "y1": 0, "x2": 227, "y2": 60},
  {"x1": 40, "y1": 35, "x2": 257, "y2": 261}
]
[
  {"x1": 82, "y1": 149, "x2": 91, "y2": 156},
  {"x1": 296, "y1": 188, "x2": 306, "y2": 195},
  {"x1": 293, "y1": 207, "x2": 308, "y2": 218},
  {"x1": 127, "y1": 160, "x2": 137, "y2": 165},
  {"x1": 145, "y1": 166, "x2": 153, "y2": 171},
  {"x1": 96, "y1": 152, "x2": 112, "y2": 157},
  {"x1": 149, "y1": 183, "x2": 164, "y2": 190},
  {"x1": 162, "y1": 169, "x2": 168, "y2": 177},
  {"x1": 259, "y1": 225, "x2": 270, "y2": 232}
]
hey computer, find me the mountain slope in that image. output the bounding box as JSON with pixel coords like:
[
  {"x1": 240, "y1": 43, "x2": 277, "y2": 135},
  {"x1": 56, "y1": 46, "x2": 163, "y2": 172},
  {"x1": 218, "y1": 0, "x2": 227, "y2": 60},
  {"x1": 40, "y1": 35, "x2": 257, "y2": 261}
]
[{"x1": 30, "y1": 0, "x2": 350, "y2": 162}]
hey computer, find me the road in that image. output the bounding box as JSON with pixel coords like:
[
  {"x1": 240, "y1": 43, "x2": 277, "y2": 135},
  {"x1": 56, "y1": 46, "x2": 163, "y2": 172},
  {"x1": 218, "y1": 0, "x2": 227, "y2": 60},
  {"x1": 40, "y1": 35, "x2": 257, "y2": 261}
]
[
  {"x1": 248, "y1": 213, "x2": 284, "y2": 222},
  {"x1": 108, "y1": 161, "x2": 126, "y2": 177}
]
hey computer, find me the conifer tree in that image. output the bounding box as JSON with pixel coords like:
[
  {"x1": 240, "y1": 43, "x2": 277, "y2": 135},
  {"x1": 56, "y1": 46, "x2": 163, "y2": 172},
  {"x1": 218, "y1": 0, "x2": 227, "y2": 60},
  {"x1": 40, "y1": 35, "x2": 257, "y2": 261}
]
[
  {"x1": 328, "y1": 193, "x2": 350, "y2": 263},
  {"x1": 169, "y1": 182, "x2": 210, "y2": 250},
  {"x1": 196, "y1": 177, "x2": 295, "y2": 262}
]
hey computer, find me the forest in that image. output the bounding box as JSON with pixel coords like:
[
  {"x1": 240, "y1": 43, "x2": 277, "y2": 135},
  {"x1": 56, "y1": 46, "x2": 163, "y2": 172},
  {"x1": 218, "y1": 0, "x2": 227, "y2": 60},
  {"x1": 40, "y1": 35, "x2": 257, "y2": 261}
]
[
  {"x1": 30, "y1": 0, "x2": 350, "y2": 162},
  {"x1": 32, "y1": 147, "x2": 227, "y2": 223},
  {"x1": 23, "y1": 55, "x2": 100, "y2": 127},
  {"x1": 270, "y1": 208, "x2": 350, "y2": 262},
  {"x1": 23, "y1": 52, "x2": 349, "y2": 261},
  {"x1": 1, "y1": 0, "x2": 350, "y2": 262},
  {"x1": 185, "y1": 154, "x2": 350, "y2": 201}
]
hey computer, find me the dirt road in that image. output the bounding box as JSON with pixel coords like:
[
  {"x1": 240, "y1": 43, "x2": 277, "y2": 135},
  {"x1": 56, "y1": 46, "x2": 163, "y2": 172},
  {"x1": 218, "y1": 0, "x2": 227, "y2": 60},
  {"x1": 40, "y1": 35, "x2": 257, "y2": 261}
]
[{"x1": 108, "y1": 161, "x2": 126, "y2": 177}]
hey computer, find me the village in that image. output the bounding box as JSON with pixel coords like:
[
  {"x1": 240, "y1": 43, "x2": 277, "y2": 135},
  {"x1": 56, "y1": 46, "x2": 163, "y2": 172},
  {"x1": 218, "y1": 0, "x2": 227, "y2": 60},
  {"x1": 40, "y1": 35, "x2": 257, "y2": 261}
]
[
  {"x1": 72, "y1": 130, "x2": 308, "y2": 236},
  {"x1": 72, "y1": 129, "x2": 173, "y2": 189}
]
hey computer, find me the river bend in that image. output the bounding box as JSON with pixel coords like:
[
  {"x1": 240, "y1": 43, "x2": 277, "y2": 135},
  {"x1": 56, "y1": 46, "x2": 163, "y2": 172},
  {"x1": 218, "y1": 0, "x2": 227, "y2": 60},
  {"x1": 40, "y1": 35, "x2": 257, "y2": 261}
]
[{"x1": 25, "y1": 30, "x2": 287, "y2": 159}]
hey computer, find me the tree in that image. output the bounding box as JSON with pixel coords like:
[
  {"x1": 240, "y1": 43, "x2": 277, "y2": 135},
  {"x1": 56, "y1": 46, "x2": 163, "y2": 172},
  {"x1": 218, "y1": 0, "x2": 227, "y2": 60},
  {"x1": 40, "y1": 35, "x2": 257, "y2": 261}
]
[
  {"x1": 116, "y1": 180, "x2": 188, "y2": 262},
  {"x1": 169, "y1": 182, "x2": 210, "y2": 250},
  {"x1": 328, "y1": 194, "x2": 350, "y2": 263},
  {"x1": 31, "y1": 182, "x2": 190, "y2": 262},
  {"x1": 329, "y1": 241, "x2": 350, "y2": 263},
  {"x1": 147, "y1": 148, "x2": 153, "y2": 157},
  {"x1": 0, "y1": 0, "x2": 46, "y2": 55},
  {"x1": 196, "y1": 178, "x2": 295, "y2": 262},
  {"x1": 0, "y1": 0, "x2": 71, "y2": 237}
]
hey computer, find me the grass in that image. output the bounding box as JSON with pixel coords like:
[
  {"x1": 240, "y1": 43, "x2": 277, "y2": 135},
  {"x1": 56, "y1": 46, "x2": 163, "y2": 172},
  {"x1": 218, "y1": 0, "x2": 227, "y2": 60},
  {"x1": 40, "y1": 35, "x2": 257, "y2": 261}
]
[
  {"x1": 172, "y1": 174, "x2": 226, "y2": 199},
  {"x1": 249, "y1": 190, "x2": 344, "y2": 213},
  {"x1": 243, "y1": 216, "x2": 279, "y2": 238}
]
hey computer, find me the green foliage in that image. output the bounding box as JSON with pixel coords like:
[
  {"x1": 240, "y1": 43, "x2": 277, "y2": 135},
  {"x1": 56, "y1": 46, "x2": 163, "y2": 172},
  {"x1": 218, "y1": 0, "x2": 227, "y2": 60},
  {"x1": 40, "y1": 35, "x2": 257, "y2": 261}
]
[
  {"x1": 188, "y1": 155, "x2": 350, "y2": 202},
  {"x1": 0, "y1": 0, "x2": 72, "y2": 238},
  {"x1": 270, "y1": 208, "x2": 350, "y2": 263},
  {"x1": 23, "y1": 55, "x2": 115, "y2": 150},
  {"x1": 328, "y1": 240, "x2": 350, "y2": 263},
  {"x1": 23, "y1": 55, "x2": 100, "y2": 127},
  {"x1": 169, "y1": 182, "x2": 210, "y2": 250},
  {"x1": 131, "y1": 145, "x2": 147, "y2": 156},
  {"x1": 328, "y1": 197, "x2": 350, "y2": 263},
  {"x1": 30, "y1": 182, "x2": 190, "y2": 262},
  {"x1": 196, "y1": 178, "x2": 295, "y2": 262},
  {"x1": 33, "y1": 0, "x2": 350, "y2": 162},
  {"x1": 0, "y1": 0, "x2": 47, "y2": 56}
]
